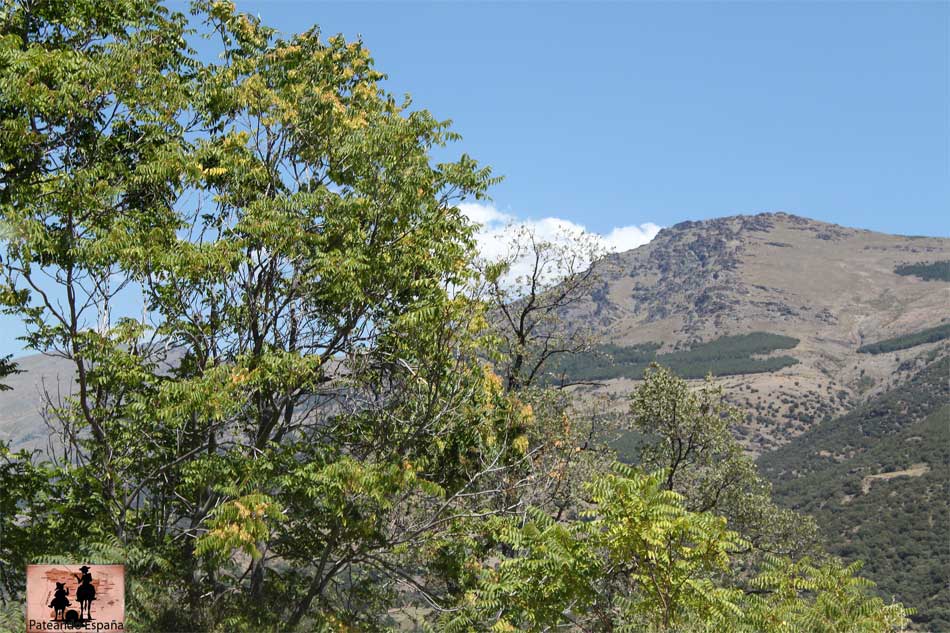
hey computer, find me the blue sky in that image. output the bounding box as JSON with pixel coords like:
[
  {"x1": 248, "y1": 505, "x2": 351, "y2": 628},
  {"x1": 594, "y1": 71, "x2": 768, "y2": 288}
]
[
  {"x1": 2, "y1": 2, "x2": 947, "y2": 358},
  {"x1": 200, "y1": 0, "x2": 949, "y2": 239}
]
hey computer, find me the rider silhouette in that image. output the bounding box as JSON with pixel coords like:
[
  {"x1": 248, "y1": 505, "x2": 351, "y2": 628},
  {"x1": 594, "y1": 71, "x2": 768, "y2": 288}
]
[
  {"x1": 74, "y1": 566, "x2": 96, "y2": 621},
  {"x1": 48, "y1": 582, "x2": 70, "y2": 621}
]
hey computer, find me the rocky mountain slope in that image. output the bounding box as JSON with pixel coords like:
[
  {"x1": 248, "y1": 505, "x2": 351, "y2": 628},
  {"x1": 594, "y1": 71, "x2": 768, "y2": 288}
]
[{"x1": 567, "y1": 211, "x2": 949, "y2": 452}]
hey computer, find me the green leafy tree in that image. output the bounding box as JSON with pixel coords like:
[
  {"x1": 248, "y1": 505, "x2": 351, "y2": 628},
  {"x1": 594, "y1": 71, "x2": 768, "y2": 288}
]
[
  {"x1": 0, "y1": 1, "x2": 505, "y2": 629},
  {"x1": 0, "y1": 0, "x2": 195, "y2": 610},
  {"x1": 444, "y1": 466, "x2": 744, "y2": 632},
  {"x1": 443, "y1": 466, "x2": 908, "y2": 633},
  {"x1": 628, "y1": 364, "x2": 816, "y2": 556},
  {"x1": 741, "y1": 556, "x2": 911, "y2": 633}
]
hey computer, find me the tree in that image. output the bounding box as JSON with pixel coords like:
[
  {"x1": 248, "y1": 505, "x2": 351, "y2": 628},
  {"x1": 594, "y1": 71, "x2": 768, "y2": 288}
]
[
  {"x1": 476, "y1": 224, "x2": 621, "y2": 523},
  {"x1": 443, "y1": 465, "x2": 908, "y2": 632},
  {"x1": 0, "y1": 1, "x2": 505, "y2": 629},
  {"x1": 442, "y1": 466, "x2": 745, "y2": 632},
  {"x1": 741, "y1": 556, "x2": 911, "y2": 633},
  {"x1": 627, "y1": 364, "x2": 817, "y2": 556},
  {"x1": 481, "y1": 223, "x2": 609, "y2": 391}
]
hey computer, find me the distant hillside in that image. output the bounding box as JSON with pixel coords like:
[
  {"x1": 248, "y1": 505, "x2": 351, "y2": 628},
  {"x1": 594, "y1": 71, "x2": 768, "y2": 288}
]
[
  {"x1": 759, "y1": 355, "x2": 950, "y2": 631},
  {"x1": 550, "y1": 214, "x2": 950, "y2": 626},
  {"x1": 0, "y1": 353, "x2": 75, "y2": 454}
]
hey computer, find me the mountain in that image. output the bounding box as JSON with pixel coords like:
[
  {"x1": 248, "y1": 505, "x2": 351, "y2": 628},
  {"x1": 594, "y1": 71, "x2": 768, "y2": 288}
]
[
  {"x1": 549, "y1": 211, "x2": 948, "y2": 629},
  {"x1": 561, "y1": 211, "x2": 949, "y2": 453}
]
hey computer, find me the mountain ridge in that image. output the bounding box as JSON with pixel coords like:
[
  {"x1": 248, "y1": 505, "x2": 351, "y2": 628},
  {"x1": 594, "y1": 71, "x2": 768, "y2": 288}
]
[{"x1": 558, "y1": 211, "x2": 949, "y2": 452}]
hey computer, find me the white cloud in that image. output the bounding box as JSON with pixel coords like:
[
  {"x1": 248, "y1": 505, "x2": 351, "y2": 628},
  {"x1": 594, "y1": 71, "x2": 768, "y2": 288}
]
[
  {"x1": 458, "y1": 202, "x2": 661, "y2": 260},
  {"x1": 600, "y1": 223, "x2": 663, "y2": 252},
  {"x1": 458, "y1": 202, "x2": 512, "y2": 227},
  {"x1": 457, "y1": 202, "x2": 662, "y2": 290}
]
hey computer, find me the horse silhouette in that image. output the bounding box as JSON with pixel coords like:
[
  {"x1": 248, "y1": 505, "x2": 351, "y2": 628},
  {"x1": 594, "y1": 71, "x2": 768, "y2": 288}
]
[
  {"x1": 74, "y1": 566, "x2": 96, "y2": 621},
  {"x1": 48, "y1": 582, "x2": 70, "y2": 621}
]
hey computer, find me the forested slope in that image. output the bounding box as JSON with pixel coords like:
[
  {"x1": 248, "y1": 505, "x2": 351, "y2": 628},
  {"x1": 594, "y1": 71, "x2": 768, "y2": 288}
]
[{"x1": 759, "y1": 356, "x2": 950, "y2": 630}]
